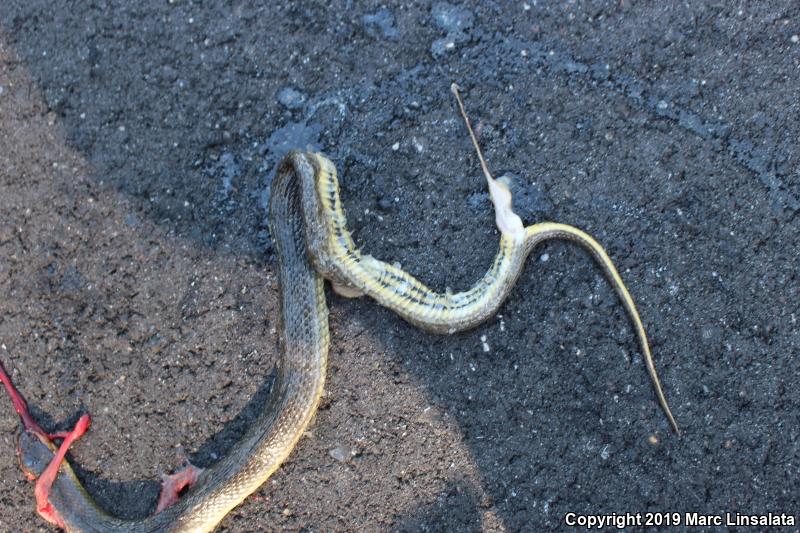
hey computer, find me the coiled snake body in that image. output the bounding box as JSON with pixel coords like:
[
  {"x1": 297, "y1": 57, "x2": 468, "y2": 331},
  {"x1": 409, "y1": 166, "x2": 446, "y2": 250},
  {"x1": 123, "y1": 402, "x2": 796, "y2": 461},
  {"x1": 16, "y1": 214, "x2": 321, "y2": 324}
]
[{"x1": 1, "y1": 92, "x2": 678, "y2": 532}]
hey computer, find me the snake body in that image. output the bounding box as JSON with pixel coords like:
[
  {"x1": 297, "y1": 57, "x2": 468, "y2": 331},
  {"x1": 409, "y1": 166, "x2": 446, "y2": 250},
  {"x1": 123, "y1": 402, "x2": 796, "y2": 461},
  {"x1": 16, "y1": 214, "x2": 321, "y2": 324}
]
[{"x1": 10, "y1": 150, "x2": 678, "y2": 532}]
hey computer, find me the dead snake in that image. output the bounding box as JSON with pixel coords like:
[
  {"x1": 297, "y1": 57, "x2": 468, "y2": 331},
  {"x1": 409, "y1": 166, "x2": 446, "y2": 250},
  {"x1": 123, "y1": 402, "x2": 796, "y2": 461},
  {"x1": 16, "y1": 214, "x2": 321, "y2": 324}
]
[{"x1": 2, "y1": 87, "x2": 679, "y2": 532}]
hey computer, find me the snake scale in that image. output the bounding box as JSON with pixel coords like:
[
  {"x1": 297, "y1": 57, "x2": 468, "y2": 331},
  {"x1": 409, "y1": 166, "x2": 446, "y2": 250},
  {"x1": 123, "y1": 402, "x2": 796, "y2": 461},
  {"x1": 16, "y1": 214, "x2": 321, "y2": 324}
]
[{"x1": 0, "y1": 86, "x2": 678, "y2": 532}]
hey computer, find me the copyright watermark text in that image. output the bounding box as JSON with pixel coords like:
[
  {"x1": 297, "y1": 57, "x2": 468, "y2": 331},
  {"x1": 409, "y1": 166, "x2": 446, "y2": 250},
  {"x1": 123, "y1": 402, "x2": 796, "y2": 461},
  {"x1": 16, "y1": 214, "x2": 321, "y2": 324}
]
[{"x1": 564, "y1": 512, "x2": 795, "y2": 529}]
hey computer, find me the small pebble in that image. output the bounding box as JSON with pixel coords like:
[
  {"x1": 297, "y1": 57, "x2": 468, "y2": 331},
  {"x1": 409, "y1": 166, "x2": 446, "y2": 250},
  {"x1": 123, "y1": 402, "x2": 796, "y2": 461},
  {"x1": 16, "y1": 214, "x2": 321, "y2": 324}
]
[
  {"x1": 277, "y1": 87, "x2": 306, "y2": 110},
  {"x1": 791, "y1": 34, "x2": 799, "y2": 43},
  {"x1": 378, "y1": 196, "x2": 393, "y2": 210},
  {"x1": 362, "y1": 9, "x2": 399, "y2": 40},
  {"x1": 430, "y1": 2, "x2": 474, "y2": 56},
  {"x1": 329, "y1": 445, "x2": 352, "y2": 462},
  {"x1": 432, "y1": 2, "x2": 474, "y2": 34},
  {"x1": 540, "y1": 253, "x2": 549, "y2": 262},
  {"x1": 480, "y1": 335, "x2": 490, "y2": 353}
]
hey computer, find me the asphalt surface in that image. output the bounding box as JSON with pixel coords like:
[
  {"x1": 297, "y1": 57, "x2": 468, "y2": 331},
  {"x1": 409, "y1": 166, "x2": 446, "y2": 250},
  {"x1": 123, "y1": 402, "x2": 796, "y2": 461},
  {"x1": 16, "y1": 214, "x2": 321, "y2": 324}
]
[{"x1": 1, "y1": 1, "x2": 799, "y2": 532}]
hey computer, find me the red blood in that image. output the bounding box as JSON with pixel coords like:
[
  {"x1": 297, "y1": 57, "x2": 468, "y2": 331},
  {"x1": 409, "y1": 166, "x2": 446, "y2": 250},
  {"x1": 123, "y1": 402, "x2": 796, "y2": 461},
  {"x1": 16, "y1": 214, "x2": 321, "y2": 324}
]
[
  {"x1": 156, "y1": 462, "x2": 203, "y2": 512},
  {"x1": 0, "y1": 359, "x2": 94, "y2": 529},
  {"x1": 33, "y1": 414, "x2": 91, "y2": 528},
  {"x1": 0, "y1": 361, "x2": 48, "y2": 438}
]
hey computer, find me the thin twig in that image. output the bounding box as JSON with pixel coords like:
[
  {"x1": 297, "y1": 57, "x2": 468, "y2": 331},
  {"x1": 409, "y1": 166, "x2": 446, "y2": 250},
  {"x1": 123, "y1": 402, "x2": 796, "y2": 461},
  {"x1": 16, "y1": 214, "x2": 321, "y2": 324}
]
[{"x1": 450, "y1": 83, "x2": 495, "y2": 184}]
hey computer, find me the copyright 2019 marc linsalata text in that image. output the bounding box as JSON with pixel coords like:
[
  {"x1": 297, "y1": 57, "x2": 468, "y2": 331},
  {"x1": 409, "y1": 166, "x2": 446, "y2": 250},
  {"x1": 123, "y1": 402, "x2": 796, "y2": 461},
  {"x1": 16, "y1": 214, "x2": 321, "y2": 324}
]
[{"x1": 564, "y1": 511, "x2": 795, "y2": 529}]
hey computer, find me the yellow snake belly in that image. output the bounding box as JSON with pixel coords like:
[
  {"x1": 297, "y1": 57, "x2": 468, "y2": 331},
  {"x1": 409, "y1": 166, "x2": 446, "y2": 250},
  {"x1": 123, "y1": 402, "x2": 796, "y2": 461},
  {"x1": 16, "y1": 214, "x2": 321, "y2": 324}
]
[{"x1": 7, "y1": 149, "x2": 678, "y2": 532}]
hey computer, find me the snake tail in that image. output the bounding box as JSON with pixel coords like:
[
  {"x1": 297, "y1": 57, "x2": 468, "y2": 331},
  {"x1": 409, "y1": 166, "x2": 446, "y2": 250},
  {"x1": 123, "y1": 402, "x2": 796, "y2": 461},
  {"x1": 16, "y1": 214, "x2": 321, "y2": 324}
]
[{"x1": 524, "y1": 222, "x2": 680, "y2": 435}]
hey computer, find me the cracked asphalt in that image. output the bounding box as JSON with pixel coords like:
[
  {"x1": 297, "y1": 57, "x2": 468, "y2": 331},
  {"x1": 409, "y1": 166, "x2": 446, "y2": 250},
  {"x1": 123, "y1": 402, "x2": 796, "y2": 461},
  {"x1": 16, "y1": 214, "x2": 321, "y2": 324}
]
[{"x1": 1, "y1": 2, "x2": 798, "y2": 531}]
